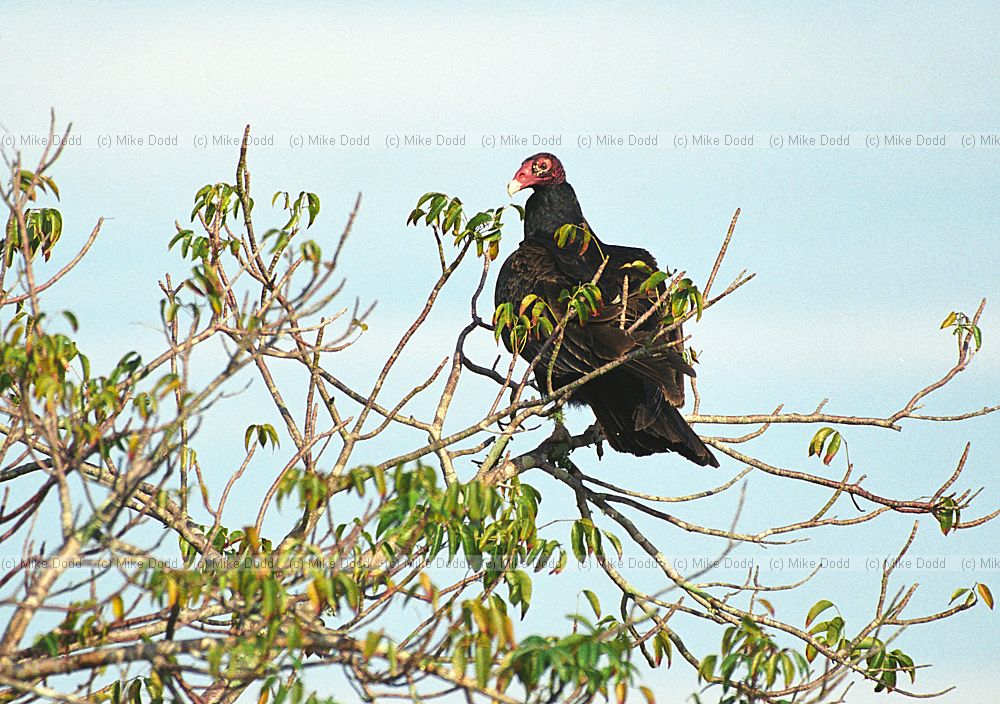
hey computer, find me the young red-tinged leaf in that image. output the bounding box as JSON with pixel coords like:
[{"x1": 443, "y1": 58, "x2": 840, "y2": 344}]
[
  {"x1": 639, "y1": 685, "x2": 656, "y2": 704},
  {"x1": 808, "y1": 427, "x2": 835, "y2": 457},
  {"x1": 822, "y1": 431, "x2": 842, "y2": 465},
  {"x1": 805, "y1": 599, "x2": 835, "y2": 627},
  {"x1": 530, "y1": 300, "x2": 547, "y2": 324},
  {"x1": 653, "y1": 630, "x2": 673, "y2": 666},
  {"x1": 519, "y1": 294, "x2": 539, "y2": 316},
  {"x1": 977, "y1": 582, "x2": 994, "y2": 609},
  {"x1": 757, "y1": 598, "x2": 775, "y2": 617},
  {"x1": 615, "y1": 680, "x2": 626, "y2": 704},
  {"x1": 553, "y1": 550, "x2": 568, "y2": 574},
  {"x1": 555, "y1": 224, "x2": 576, "y2": 248},
  {"x1": 585, "y1": 521, "x2": 603, "y2": 556}
]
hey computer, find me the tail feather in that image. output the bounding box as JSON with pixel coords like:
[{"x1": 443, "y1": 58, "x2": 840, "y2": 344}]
[{"x1": 579, "y1": 373, "x2": 718, "y2": 466}]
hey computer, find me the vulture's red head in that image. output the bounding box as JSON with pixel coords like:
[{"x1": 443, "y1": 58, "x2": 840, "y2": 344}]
[{"x1": 507, "y1": 153, "x2": 566, "y2": 197}]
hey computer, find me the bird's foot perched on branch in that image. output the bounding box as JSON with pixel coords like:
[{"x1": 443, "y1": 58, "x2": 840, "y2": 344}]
[{"x1": 478, "y1": 422, "x2": 605, "y2": 485}]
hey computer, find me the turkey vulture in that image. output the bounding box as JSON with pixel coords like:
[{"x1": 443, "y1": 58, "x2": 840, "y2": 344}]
[{"x1": 495, "y1": 153, "x2": 718, "y2": 467}]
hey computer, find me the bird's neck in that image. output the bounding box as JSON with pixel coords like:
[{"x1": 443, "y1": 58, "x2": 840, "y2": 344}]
[{"x1": 524, "y1": 182, "x2": 585, "y2": 241}]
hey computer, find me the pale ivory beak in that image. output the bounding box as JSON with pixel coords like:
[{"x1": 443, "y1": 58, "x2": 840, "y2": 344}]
[{"x1": 507, "y1": 179, "x2": 524, "y2": 197}]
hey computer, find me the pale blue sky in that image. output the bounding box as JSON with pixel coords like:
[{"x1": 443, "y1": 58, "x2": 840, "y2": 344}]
[{"x1": 5, "y1": 3, "x2": 1000, "y2": 702}]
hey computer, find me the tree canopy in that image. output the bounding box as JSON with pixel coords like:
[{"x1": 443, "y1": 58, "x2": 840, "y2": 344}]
[{"x1": 0, "y1": 118, "x2": 997, "y2": 704}]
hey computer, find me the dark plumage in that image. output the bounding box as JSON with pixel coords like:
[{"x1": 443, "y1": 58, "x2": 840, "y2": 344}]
[{"x1": 495, "y1": 153, "x2": 718, "y2": 467}]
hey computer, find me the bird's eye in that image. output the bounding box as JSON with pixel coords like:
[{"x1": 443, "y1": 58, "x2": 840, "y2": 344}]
[{"x1": 532, "y1": 160, "x2": 550, "y2": 176}]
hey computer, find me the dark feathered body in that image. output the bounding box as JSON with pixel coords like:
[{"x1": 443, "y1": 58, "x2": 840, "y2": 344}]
[{"x1": 495, "y1": 179, "x2": 718, "y2": 466}]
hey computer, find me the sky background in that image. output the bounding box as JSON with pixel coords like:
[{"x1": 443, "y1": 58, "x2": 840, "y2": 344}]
[{"x1": 4, "y1": 2, "x2": 1000, "y2": 702}]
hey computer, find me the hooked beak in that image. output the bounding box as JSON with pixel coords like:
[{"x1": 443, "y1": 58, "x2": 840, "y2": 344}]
[{"x1": 507, "y1": 179, "x2": 524, "y2": 198}]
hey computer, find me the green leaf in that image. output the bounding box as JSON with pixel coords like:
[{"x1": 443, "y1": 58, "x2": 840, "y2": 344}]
[
  {"x1": 451, "y1": 643, "x2": 467, "y2": 677},
  {"x1": 621, "y1": 259, "x2": 652, "y2": 273},
  {"x1": 62, "y1": 310, "x2": 78, "y2": 332},
  {"x1": 949, "y1": 587, "x2": 970, "y2": 604},
  {"x1": 697, "y1": 654, "x2": 717, "y2": 683},
  {"x1": 306, "y1": 193, "x2": 320, "y2": 227},
  {"x1": 780, "y1": 652, "x2": 795, "y2": 687},
  {"x1": 764, "y1": 652, "x2": 778, "y2": 688},
  {"x1": 363, "y1": 632, "x2": 381, "y2": 658},
  {"x1": 425, "y1": 195, "x2": 449, "y2": 225},
  {"x1": 466, "y1": 212, "x2": 491, "y2": 231},
  {"x1": 582, "y1": 589, "x2": 601, "y2": 619},
  {"x1": 936, "y1": 509, "x2": 955, "y2": 535},
  {"x1": 406, "y1": 207, "x2": 426, "y2": 225},
  {"x1": 570, "y1": 521, "x2": 586, "y2": 562},
  {"x1": 808, "y1": 427, "x2": 834, "y2": 458},
  {"x1": 720, "y1": 652, "x2": 739, "y2": 681},
  {"x1": 893, "y1": 650, "x2": 916, "y2": 683},
  {"x1": 475, "y1": 640, "x2": 491, "y2": 688},
  {"x1": 639, "y1": 270, "x2": 668, "y2": 294},
  {"x1": 513, "y1": 570, "x2": 532, "y2": 616},
  {"x1": 604, "y1": 530, "x2": 623, "y2": 559},
  {"x1": 416, "y1": 191, "x2": 442, "y2": 209}
]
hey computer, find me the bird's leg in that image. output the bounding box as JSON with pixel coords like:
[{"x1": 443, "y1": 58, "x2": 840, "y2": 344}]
[
  {"x1": 585, "y1": 422, "x2": 605, "y2": 460},
  {"x1": 549, "y1": 409, "x2": 569, "y2": 439}
]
